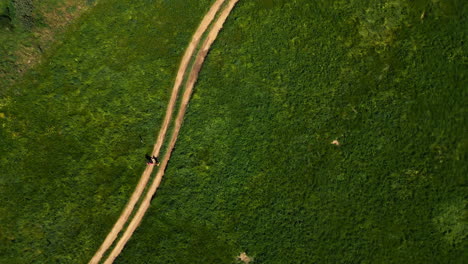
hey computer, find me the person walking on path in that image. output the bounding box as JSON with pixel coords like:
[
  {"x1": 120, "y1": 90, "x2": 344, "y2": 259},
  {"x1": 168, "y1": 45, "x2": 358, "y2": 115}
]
[{"x1": 145, "y1": 154, "x2": 154, "y2": 165}]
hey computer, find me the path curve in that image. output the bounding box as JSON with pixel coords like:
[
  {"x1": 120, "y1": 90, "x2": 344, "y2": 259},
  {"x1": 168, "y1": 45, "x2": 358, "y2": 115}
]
[
  {"x1": 103, "y1": 0, "x2": 240, "y2": 263},
  {"x1": 88, "y1": 0, "x2": 227, "y2": 263}
]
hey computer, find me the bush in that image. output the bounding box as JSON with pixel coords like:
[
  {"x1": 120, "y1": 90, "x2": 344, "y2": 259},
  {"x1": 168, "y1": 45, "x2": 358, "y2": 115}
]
[
  {"x1": 0, "y1": 1, "x2": 12, "y2": 29},
  {"x1": 11, "y1": 0, "x2": 34, "y2": 29}
]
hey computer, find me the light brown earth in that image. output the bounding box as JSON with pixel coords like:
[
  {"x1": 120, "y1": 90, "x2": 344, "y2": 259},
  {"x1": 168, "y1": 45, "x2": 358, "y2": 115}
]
[
  {"x1": 88, "y1": 0, "x2": 230, "y2": 263},
  {"x1": 102, "y1": 0, "x2": 240, "y2": 263},
  {"x1": 238, "y1": 252, "x2": 253, "y2": 264}
]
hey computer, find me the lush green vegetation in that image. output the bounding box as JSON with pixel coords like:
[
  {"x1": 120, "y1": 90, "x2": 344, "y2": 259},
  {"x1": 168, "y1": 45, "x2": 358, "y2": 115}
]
[
  {"x1": 1, "y1": 0, "x2": 466, "y2": 263},
  {"x1": 116, "y1": 0, "x2": 467, "y2": 263},
  {"x1": 0, "y1": 0, "x2": 213, "y2": 262}
]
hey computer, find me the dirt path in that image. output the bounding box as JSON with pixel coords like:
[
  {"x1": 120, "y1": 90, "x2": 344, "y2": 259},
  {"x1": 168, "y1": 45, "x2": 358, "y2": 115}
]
[
  {"x1": 103, "y1": 0, "x2": 239, "y2": 263},
  {"x1": 88, "y1": 1, "x2": 227, "y2": 263}
]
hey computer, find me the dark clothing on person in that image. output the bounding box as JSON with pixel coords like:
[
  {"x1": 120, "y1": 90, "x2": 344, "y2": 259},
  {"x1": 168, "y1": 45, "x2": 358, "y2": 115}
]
[
  {"x1": 152, "y1": 156, "x2": 159, "y2": 164},
  {"x1": 145, "y1": 154, "x2": 153, "y2": 164}
]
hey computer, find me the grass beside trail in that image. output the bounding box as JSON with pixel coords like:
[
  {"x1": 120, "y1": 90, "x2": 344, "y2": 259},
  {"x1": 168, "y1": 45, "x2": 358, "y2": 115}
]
[
  {"x1": 0, "y1": 0, "x2": 213, "y2": 262},
  {"x1": 116, "y1": 0, "x2": 467, "y2": 263}
]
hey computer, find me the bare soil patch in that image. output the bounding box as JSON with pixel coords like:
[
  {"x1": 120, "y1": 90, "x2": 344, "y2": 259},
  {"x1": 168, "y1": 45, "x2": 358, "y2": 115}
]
[{"x1": 238, "y1": 252, "x2": 253, "y2": 264}]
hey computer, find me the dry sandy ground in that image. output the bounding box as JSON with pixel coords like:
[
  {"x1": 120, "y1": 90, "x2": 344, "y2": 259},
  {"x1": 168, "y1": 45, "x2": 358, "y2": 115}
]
[
  {"x1": 238, "y1": 252, "x2": 253, "y2": 264},
  {"x1": 102, "y1": 0, "x2": 240, "y2": 263},
  {"x1": 88, "y1": 0, "x2": 240, "y2": 263}
]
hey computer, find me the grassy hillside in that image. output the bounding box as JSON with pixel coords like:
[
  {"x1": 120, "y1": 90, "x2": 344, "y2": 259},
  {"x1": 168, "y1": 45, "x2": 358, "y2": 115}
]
[
  {"x1": 0, "y1": 0, "x2": 213, "y2": 263},
  {"x1": 116, "y1": 0, "x2": 467, "y2": 263}
]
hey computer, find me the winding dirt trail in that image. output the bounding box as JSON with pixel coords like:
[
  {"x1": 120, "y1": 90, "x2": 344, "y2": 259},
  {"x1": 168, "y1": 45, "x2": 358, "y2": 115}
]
[
  {"x1": 88, "y1": 0, "x2": 227, "y2": 263},
  {"x1": 103, "y1": 0, "x2": 240, "y2": 263}
]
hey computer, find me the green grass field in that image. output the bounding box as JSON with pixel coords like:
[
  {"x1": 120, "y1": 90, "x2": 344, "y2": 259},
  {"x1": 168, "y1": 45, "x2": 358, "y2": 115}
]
[
  {"x1": 115, "y1": 0, "x2": 467, "y2": 263},
  {"x1": 0, "y1": 0, "x2": 212, "y2": 262},
  {"x1": 1, "y1": 0, "x2": 466, "y2": 263}
]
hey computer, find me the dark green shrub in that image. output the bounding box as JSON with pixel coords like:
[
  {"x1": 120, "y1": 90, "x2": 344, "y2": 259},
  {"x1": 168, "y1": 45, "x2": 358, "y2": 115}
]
[
  {"x1": 0, "y1": 1, "x2": 12, "y2": 29},
  {"x1": 10, "y1": 0, "x2": 34, "y2": 29},
  {"x1": 0, "y1": 14, "x2": 12, "y2": 29}
]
